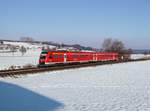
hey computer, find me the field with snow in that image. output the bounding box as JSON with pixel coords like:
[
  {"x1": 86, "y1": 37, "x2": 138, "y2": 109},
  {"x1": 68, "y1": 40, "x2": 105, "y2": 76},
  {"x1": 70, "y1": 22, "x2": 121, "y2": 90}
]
[
  {"x1": 0, "y1": 49, "x2": 41, "y2": 70},
  {"x1": 0, "y1": 60, "x2": 150, "y2": 111}
]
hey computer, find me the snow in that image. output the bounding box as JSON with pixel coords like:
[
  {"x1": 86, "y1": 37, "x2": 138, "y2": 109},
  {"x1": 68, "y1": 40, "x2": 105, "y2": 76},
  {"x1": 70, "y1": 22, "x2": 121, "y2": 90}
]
[
  {"x1": 1, "y1": 60, "x2": 150, "y2": 111},
  {"x1": 0, "y1": 49, "x2": 41, "y2": 69},
  {"x1": 131, "y1": 54, "x2": 150, "y2": 59}
]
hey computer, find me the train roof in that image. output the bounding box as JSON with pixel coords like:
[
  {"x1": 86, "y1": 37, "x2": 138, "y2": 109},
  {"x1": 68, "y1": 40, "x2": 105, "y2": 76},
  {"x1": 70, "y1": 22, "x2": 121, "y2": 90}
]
[{"x1": 41, "y1": 50, "x2": 118, "y2": 54}]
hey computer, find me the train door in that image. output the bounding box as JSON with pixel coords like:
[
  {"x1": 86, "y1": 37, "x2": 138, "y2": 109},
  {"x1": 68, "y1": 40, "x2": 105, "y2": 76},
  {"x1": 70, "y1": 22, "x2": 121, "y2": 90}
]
[
  {"x1": 93, "y1": 54, "x2": 97, "y2": 61},
  {"x1": 92, "y1": 54, "x2": 94, "y2": 61},
  {"x1": 96, "y1": 54, "x2": 98, "y2": 61},
  {"x1": 93, "y1": 54, "x2": 96, "y2": 61},
  {"x1": 64, "y1": 53, "x2": 67, "y2": 63}
]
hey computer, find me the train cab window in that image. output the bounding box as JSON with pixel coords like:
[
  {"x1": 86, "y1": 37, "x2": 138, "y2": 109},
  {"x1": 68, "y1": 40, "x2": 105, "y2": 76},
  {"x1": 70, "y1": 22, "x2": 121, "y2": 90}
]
[
  {"x1": 41, "y1": 51, "x2": 48, "y2": 54},
  {"x1": 40, "y1": 56, "x2": 46, "y2": 59}
]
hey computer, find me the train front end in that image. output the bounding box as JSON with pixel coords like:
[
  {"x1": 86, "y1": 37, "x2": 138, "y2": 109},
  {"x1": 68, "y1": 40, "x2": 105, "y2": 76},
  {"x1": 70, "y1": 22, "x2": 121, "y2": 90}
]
[{"x1": 39, "y1": 50, "x2": 48, "y2": 65}]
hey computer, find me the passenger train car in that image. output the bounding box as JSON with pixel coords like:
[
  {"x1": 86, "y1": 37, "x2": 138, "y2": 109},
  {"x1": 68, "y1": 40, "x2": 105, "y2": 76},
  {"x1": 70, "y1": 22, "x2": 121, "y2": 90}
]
[{"x1": 39, "y1": 50, "x2": 119, "y2": 65}]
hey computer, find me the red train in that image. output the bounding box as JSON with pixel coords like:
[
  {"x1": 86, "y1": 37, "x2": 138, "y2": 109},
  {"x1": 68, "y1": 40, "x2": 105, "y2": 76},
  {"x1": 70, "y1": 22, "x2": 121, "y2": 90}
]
[{"x1": 39, "y1": 50, "x2": 119, "y2": 65}]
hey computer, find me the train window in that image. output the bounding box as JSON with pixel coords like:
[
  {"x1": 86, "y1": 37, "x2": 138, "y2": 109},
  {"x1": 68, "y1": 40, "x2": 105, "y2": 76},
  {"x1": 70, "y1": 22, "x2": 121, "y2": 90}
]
[
  {"x1": 60, "y1": 55, "x2": 63, "y2": 58},
  {"x1": 49, "y1": 55, "x2": 52, "y2": 58},
  {"x1": 73, "y1": 55, "x2": 78, "y2": 58},
  {"x1": 81, "y1": 55, "x2": 85, "y2": 58},
  {"x1": 54, "y1": 55, "x2": 58, "y2": 58}
]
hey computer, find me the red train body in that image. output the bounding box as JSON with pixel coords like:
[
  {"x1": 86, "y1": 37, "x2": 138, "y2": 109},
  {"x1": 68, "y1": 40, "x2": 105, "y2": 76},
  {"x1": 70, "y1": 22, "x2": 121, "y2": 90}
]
[{"x1": 39, "y1": 50, "x2": 119, "y2": 65}]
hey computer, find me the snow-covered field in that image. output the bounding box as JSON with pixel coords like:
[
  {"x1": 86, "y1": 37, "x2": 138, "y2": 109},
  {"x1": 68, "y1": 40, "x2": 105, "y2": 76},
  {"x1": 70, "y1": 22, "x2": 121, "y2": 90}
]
[
  {"x1": 0, "y1": 60, "x2": 150, "y2": 111},
  {"x1": 0, "y1": 49, "x2": 41, "y2": 70}
]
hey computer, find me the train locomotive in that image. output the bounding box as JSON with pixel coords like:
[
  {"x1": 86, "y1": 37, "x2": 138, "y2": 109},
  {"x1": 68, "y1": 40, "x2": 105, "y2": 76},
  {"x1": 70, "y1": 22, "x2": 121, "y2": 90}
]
[{"x1": 39, "y1": 50, "x2": 119, "y2": 65}]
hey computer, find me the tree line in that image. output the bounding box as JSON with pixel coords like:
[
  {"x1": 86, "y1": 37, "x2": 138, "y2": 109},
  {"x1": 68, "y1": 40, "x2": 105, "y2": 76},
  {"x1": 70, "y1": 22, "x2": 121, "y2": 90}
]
[{"x1": 102, "y1": 38, "x2": 132, "y2": 54}]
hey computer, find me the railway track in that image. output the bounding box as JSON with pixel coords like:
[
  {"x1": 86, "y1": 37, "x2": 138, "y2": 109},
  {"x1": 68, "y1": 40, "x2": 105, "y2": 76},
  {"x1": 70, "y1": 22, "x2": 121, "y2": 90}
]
[{"x1": 0, "y1": 58, "x2": 150, "y2": 77}]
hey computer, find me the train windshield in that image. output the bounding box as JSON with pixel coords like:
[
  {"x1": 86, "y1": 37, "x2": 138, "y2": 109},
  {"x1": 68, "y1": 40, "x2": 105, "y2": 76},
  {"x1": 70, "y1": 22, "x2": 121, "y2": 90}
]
[
  {"x1": 41, "y1": 50, "x2": 48, "y2": 54},
  {"x1": 40, "y1": 56, "x2": 46, "y2": 59}
]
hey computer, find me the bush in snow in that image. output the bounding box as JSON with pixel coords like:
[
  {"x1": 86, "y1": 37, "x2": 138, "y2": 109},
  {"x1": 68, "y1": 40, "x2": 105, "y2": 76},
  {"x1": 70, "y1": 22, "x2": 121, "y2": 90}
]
[
  {"x1": 23, "y1": 64, "x2": 34, "y2": 68},
  {"x1": 8, "y1": 65, "x2": 17, "y2": 70},
  {"x1": 10, "y1": 45, "x2": 17, "y2": 56},
  {"x1": 19, "y1": 46, "x2": 27, "y2": 56}
]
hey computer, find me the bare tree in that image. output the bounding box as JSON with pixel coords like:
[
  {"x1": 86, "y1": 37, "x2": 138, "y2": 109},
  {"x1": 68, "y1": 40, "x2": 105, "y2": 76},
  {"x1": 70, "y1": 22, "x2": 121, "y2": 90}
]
[
  {"x1": 0, "y1": 41, "x2": 3, "y2": 44},
  {"x1": 102, "y1": 38, "x2": 125, "y2": 53},
  {"x1": 20, "y1": 37, "x2": 34, "y2": 43},
  {"x1": 102, "y1": 38, "x2": 113, "y2": 52},
  {"x1": 42, "y1": 46, "x2": 45, "y2": 50},
  {"x1": 19, "y1": 46, "x2": 27, "y2": 56},
  {"x1": 111, "y1": 39, "x2": 125, "y2": 52},
  {"x1": 46, "y1": 45, "x2": 50, "y2": 50}
]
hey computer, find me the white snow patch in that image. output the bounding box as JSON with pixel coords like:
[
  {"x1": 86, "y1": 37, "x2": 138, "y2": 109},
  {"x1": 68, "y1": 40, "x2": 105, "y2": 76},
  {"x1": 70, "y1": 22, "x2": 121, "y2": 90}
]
[
  {"x1": 3, "y1": 41, "x2": 55, "y2": 49},
  {"x1": 131, "y1": 54, "x2": 150, "y2": 59},
  {"x1": 0, "y1": 49, "x2": 41, "y2": 69}
]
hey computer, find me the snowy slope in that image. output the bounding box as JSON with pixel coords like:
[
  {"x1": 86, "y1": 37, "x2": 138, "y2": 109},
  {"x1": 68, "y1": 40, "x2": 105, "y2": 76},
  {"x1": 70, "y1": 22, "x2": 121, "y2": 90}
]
[
  {"x1": 1, "y1": 60, "x2": 150, "y2": 111},
  {"x1": 3, "y1": 41, "x2": 55, "y2": 49}
]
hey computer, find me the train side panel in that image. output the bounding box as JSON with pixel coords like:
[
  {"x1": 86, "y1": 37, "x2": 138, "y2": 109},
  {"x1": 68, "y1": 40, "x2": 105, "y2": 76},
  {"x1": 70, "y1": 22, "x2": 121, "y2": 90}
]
[{"x1": 39, "y1": 51, "x2": 119, "y2": 65}]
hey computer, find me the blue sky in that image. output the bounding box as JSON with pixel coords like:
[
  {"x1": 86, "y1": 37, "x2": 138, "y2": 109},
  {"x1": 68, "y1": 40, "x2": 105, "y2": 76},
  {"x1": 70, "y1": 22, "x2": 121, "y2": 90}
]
[{"x1": 0, "y1": 0, "x2": 150, "y2": 49}]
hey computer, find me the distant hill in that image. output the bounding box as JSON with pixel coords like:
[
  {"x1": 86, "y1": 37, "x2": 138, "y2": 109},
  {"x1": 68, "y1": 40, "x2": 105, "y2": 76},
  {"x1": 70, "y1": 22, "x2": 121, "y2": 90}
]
[
  {"x1": 132, "y1": 49, "x2": 150, "y2": 54},
  {"x1": 0, "y1": 39, "x2": 96, "y2": 51}
]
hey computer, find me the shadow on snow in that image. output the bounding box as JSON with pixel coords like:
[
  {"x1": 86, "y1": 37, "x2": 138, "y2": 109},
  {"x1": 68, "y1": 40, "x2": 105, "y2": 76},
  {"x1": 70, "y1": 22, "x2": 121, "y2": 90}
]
[{"x1": 0, "y1": 81, "x2": 63, "y2": 111}]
